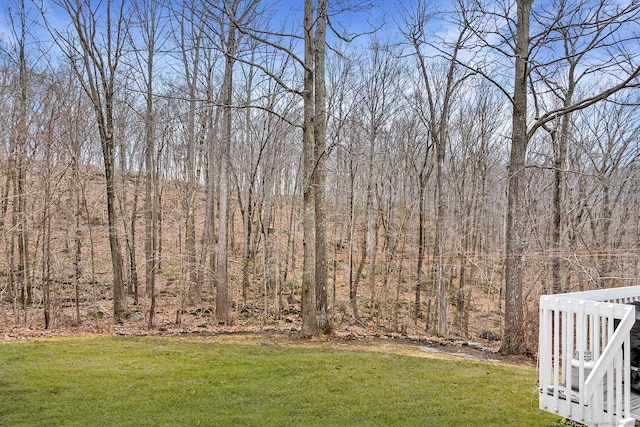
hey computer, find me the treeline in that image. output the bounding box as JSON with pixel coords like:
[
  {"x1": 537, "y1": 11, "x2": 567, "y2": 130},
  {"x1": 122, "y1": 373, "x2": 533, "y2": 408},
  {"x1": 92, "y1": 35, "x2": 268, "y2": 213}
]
[{"x1": 1, "y1": 0, "x2": 639, "y2": 353}]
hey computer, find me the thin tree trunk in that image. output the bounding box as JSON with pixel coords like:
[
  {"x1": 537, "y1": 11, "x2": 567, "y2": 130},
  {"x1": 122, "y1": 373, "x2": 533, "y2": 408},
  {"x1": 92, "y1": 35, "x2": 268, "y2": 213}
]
[
  {"x1": 348, "y1": 157, "x2": 359, "y2": 320},
  {"x1": 139, "y1": 0, "x2": 160, "y2": 321},
  {"x1": 14, "y1": 6, "x2": 30, "y2": 308},
  {"x1": 394, "y1": 226, "x2": 408, "y2": 333},
  {"x1": 55, "y1": 0, "x2": 128, "y2": 323},
  {"x1": 353, "y1": 213, "x2": 368, "y2": 322},
  {"x1": 551, "y1": 93, "x2": 573, "y2": 294},
  {"x1": 145, "y1": 101, "x2": 158, "y2": 327},
  {"x1": 183, "y1": 11, "x2": 203, "y2": 303},
  {"x1": 433, "y1": 154, "x2": 446, "y2": 336},
  {"x1": 104, "y1": 134, "x2": 126, "y2": 322},
  {"x1": 301, "y1": 0, "x2": 317, "y2": 335},
  {"x1": 314, "y1": 0, "x2": 329, "y2": 333},
  {"x1": 216, "y1": 121, "x2": 230, "y2": 322},
  {"x1": 366, "y1": 171, "x2": 376, "y2": 320},
  {"x1": 415, "y1": 185, "x2": 426, "y2": 319},
  {"x1": 80, "y1": 168, "x2": 98, "y2": 319},
  {"x1": 216, "y1": 2, "x2": 242, "y2": 324},
  {"x1": 130, "y1": 178, "x2": 141, "y2": 304},
  {"x1": 42, "y1": 135, "x2": 52, "y2": 329}
]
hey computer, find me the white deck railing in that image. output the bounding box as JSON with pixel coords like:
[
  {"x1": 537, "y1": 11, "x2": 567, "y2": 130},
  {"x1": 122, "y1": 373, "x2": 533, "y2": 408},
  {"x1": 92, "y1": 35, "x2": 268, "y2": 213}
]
[{"x1": 539, "y1": 286, "x2": 640, "y2": 427}]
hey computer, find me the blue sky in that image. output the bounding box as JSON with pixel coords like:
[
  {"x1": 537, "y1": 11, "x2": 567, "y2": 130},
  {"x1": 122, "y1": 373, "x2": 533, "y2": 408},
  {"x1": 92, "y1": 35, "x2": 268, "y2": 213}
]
[{"x1": 0, "y1": 0, "x2": 403, "y2": 47}]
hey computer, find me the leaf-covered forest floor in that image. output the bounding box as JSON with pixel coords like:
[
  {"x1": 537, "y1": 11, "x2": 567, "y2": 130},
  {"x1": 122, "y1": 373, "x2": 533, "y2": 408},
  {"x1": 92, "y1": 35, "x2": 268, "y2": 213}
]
[
  {"x1": 0, "y1": 257, "x2": 524, "y2": 369},
  {"x1": 0, "y1": 251, "x2": 517, "y2": 365},
  {"x1": 0, "y1": 310, "x2": 533, "y2": 368}
]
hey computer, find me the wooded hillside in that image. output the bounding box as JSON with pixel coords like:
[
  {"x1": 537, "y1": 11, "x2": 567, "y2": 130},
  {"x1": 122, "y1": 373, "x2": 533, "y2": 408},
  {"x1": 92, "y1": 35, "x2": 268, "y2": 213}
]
[{"x1": 1, "y1": 0, "x2": 639, "y2": 353}]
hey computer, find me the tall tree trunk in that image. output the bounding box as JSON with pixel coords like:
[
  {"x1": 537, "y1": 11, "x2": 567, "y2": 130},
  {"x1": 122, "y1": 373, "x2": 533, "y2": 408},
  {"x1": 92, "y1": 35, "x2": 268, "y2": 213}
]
[
  {"x1": 14, "y1": 152, "x2": 29, "y2": 307},
  {"x1": 380, "y1": 191, "x2": 397, "y2": 329},
  {"x1": 348, "y1": 157, "x2": 360, "y2": 320},
  {"x1": 500, "y1": 0, "x2": 532, "y2": 354},
  {"x1": 313, "y1": 0, "x2": 329, "y2": 333},
  {"x1": 199, "y1": 97, "x2": 218, "y2": 294},
  {"x1": 551, "y1": 118, "x2": 568, "y2": 295},
  {"x1": 216, "y1": 1, "x2": 245, "y2": 324},
  {"x1": 139, "y1": 0, "x2": 161, "y2": 327},
  {"x1": 216, "y1": 110, "x2": 230, "y2": 323},
  {"x1": 104, "y1": 133, "x2": 126, "y2": 322},
  {"x1": 241, "y1": 185, "x2": 253, "y2": 309},
  {"x1": 73, "y1": 168, "x2": 82, "y2": 325},
  {"x1": 415, "y1": 184, "x2": 426, "y2": 319},
  {"x1": 182, "y1": 9, "x2": 203, "y2": 303},
  {"x1": 301, "y1": 0, "x2": 317, "y2": 335},
  {"x1": 145, "y1": 117, "x2": 158, "y2": 327},
  {"x1": 185, "y1": 102, "x2": 199, "y2": 302},
  {"x1": 14, "y1": 2, "x2": 30, "y2": 308},
  {"x1": 130, "y1": 179, "x2": 141, "y2": 304},
  {"x1": 42, "y1": 134, "x2": 52, "y2": 329},
  {"x1": 433, "y1": 154, "x2": 446, "y2": 336},
  {"x1": 55, "y1": 0, "x2": 128, "y2": 323},
  {"x1": 366, "y1": 144, "x2": 376, "y2": 320},
  {"x1": 217, "y1": 146, "x2": 229, "y2": 322},
  {"x1": 196, "y1": 56, "x2": 216, "y2": 292},
  {"x1": 550, "y1": 80, "x2": 575, "y2": 295}
]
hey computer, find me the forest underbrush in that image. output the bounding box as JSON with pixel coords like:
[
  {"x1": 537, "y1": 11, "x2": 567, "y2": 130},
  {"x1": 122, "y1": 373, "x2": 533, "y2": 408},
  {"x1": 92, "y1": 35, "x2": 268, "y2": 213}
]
[
  {"x1": 0, "y1": 273, "x2": 531, "y2": 367},
  {"x1": 0, "y1": 168, "x2": 542, "y2": 354}
]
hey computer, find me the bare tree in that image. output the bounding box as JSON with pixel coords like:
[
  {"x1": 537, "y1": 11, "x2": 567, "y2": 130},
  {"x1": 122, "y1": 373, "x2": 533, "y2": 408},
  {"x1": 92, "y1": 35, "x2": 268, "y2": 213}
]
[
  {"x1": 448, "y1": 80, "x2": 505, "y2": 336},
  {"x1": 402, "y1": 0, "x2": 473, "y2": 336},
  {"x1": 179, "y1": 0, "x2": 207, "y2": 304},
  {"x1": 313, "y1": 0, "x2": 330, "y2": 333},
  {"x1": 49, "y1": 0, "x2": 129, "y2": 322},
  {"x1": 325, "y1": 45, "x2": 359, "y2": 322},
  {"x1": 53, "y1": 66, "x2": 98, "y2": 326},
  {"x1": 5, "y1": 0, "x2": 33, "y2": 313},
  {"x1": 301, "y1": 0, "x2": 318, "y2": 334},
  {"x1": 218, "y1": 0, "x2": 260, "y2": 323},
  {"x1": 572, "y1": 99, "x2": 640, "y2": 288},
  {"x1": 403, "y1": 111, "x2": 433, "y2": 321},
  {"x1": 350, "y1": 40, "x2": 401, "y2": 323},
  {"x1": 129, "y1": 0, "x2": 167, "y2": 327},
  {"x1": 527, "y1": 0, "x2": 640, "y2": 295}
]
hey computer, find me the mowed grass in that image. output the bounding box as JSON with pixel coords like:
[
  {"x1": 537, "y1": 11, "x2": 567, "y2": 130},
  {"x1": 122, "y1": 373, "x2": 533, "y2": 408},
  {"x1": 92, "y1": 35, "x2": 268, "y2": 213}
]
[{"x1": 0, "y1": 336, "x2": 556, "y2": 426}]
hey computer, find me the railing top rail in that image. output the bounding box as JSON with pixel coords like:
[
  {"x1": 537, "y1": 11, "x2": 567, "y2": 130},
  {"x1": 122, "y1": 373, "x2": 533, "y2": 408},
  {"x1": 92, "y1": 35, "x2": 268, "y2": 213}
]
[
  {"x1": 540, "y1": 296, "x2": 632, "y2": 319},
  {"x1": 541, "y1": 285, "x2": 640, "y2": 303}
]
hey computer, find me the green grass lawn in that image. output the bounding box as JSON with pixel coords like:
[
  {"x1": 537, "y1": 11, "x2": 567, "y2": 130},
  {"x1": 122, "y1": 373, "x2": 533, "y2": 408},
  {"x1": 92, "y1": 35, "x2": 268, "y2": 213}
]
[{"x1": 0, "y1": 336, "x2": 556, "y2": 426}]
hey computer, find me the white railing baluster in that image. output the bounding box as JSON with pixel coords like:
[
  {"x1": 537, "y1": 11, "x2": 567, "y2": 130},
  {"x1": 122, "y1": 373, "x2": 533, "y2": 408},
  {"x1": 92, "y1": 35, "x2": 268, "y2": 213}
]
[
  {"x1": 561, "y1": 300, "x2": 570, "y2": 414},
  {"x1": 577, "y1": 301, "x2": 586, "y2": 416},
  {"x1": 553, "y1": 299, "x2": 561, "y2": 412},
  {"x1": 623, "y1": 329, "x2": 630, "y2": 420},
  {"x1": 567, "y1": 304, "x2": 575, "y2": 415},
  {"x1": 538, "y1": 298, "x2": 550, "y2": 409},
  {"x1": 606, "y1": 304, "x2": 615, "y2": 421},
  {"x1": 565, "y1": 305, "x2": 573, "y2": 416}
]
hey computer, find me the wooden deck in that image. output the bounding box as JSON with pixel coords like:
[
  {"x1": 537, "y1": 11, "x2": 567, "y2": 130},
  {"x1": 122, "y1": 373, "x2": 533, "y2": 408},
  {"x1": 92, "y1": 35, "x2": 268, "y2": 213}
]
[{"x1": 542, "y1": 386, "x2": 640, "y2": 424}]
